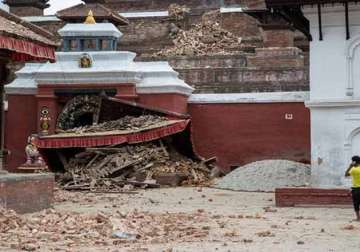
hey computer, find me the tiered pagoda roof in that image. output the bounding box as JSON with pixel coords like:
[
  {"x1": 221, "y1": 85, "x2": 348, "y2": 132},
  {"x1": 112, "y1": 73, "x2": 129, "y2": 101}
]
[
  {"x1": 3, "y1": 0, "x2": 49, "y2": 9},
  {"x1": 0, "y1": 8, "x2": 55, "y2": 46},
  {"x1": 56, "y1": 3, "x2": 129, "y2": 25},
  {"x1": 0, "y1": 8, "x2": 57, "y2": 61},
  {"x1": 264, "y1": 0, "x2": 360, "y2": 40}
]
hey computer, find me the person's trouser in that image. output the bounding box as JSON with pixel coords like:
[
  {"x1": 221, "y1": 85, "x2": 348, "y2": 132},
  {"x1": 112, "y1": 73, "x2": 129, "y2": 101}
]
[{"x1": 351, "y1": 188, "x2": 360, "y2": 212}]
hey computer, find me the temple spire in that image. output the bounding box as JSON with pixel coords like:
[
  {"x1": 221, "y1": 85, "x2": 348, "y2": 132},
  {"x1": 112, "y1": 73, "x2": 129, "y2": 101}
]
[{"x1": 84, "y1": 10, "x2": 96, "y2": 24}]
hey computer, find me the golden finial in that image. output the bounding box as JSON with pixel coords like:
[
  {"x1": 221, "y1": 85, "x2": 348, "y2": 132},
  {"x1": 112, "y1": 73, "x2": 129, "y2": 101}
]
[{"x1": 84, "y1": 10, "x2": 96, "y2": 24}]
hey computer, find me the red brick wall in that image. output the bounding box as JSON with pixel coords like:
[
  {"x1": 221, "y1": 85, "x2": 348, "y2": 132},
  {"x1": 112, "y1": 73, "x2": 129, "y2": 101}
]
[
  {"x1": 4, "y1": 92, "x2": 189, "y2": 170},
  {"x1": 189, "y1": 102, "x2": 310, "y2": 171},
  {"x1": 220, "y1": 12, "x2": 260, "y2": 38},
  {"x1": 140, "y1": 50, "x2": 308, "y2": 94},
  {"x1": 275, "y1": 188, "x2": 352, "y2": 207},
  {"x1": 5, "y1": 94, "x2": 311, "y2": 173},
  {"x1": 119, "y1": 17, "x2": 173, "y2": 55},
  {"x1": 99, "y1": 0, "x2": 223, "y2": 12},
  {"x1": 5, "y1": 95, "x2": 38, "y2": 171},
  {"x1": 262, "y1": 29, "x2": 295, "y2": 48},
  {"x1": 138, "y1": 93, "x2": 189, "y2": 114}
]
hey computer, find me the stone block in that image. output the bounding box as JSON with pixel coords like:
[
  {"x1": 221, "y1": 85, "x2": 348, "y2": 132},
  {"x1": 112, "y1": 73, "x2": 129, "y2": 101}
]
[
  {"x1": 247, "y1": 47, "x2": 305, "y2": 68},
  {"x1": 0, "y1": 173, "x2": 54, "y2": 213},
  {"x1": 154, "y1": 173, "x2": 188, "y2": 186},
  {"x1": 275, "y1": 187, "x2": 352, "y2": 207},
  {"x1": 253, "y1": 47, "x2": 303, "y2": 57},
  {"x1": 262, "y1": 29, "x2": 295, "y2": 48},
  {"x1": 220, "y1": 12, "x2": 260, "y2": 37}
]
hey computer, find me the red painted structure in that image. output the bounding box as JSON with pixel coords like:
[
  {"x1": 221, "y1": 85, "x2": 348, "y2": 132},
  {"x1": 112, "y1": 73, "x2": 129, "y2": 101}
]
[
  {"x1": 35, "y1": 84, "x2": 189, "y2": 135},
  {"x1": 5, "y1": 90, "x2": 311, "y2": 172},
  {"x1": 189, "y1": 102, "x2": 310, "y2": 172},
  {"x1": 5, "y1": 83, "x2": 189, "y2": 171},
  {"x1": 275, "y1": 188, "x2": 352, "y2": 207},
  {"x1": 5, "y1": 95, "x2": 38, "y2": 170},
  {"x1": 36, "y1": 120, "x2": 190, "y2": 148}
]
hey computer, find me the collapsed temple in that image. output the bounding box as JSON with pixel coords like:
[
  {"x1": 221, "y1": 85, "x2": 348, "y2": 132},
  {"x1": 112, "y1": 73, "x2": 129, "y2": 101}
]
[{"x1": 4, "y1": 9, "x2": 310, "y2": 175}]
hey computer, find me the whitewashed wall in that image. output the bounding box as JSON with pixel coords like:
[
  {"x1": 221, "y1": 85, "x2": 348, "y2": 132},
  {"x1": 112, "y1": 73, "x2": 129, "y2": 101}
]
[
  {"x1": 0, "y1": 1, "x2": 9, "y2": 11},
  {"x1": 304, "y1": 4, "x2": 360, "y2": 187}
]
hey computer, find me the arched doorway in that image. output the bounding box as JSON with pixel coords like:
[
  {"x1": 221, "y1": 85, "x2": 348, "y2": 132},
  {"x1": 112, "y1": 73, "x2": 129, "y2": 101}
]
[{"x1": 56, "y1": 95, "x2": 102, "y2": 131}]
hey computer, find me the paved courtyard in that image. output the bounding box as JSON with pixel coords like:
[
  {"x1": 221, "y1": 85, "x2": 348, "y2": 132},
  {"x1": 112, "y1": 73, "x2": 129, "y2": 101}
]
[{"x1": 1, "y1": 187, "x2": 359, "y2": 252}]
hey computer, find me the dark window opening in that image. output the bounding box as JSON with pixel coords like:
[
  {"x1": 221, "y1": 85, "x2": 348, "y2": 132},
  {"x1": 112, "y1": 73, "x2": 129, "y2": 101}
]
[
  {"x1": 74, "y1": 112, "x2": 94, "y2": 128},
  {"x1": 69, "y1": 39, "x2": 78, "y2": 51},
  {"x1": 100, "y1": 39, "x2": 112, "y2": 50}
]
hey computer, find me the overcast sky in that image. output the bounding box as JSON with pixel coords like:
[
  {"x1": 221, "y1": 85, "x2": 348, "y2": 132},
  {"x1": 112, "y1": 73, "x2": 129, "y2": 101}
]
[
  {"x1": 0, "y1": 0, "x2": 84, "y2": 15},
  {"x1": 46, "y1": 0, "x2": 84, "y2": 15}
]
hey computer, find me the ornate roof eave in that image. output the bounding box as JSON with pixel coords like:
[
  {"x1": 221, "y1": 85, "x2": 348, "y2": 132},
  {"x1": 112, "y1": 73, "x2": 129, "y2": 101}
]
[
  {"x1": 4, "y1": 0, "x2": 50, "y2": 9},
  {"x1": 0, "y1": 8, "x2": 58, "y2": 62},
  {"x1": 244, "y1": 7, "x2": 312, "y2": 41},
  {"x1": 56, "y1": 3, "x2": 129, "y2": 26},
  {"x1": 264, "y1": 0, "x2": 359, "y2": 40},
  {"x1": 0, "y1": 8, "x2": 57, "y2": 46}
]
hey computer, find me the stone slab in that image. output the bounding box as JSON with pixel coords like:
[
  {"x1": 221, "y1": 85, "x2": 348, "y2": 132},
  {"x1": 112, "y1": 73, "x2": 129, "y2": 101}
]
[
  {"x1": 0, "y1": 173, "x2": 54, "y2": 213},
  {"x1": 275, "y1": 187, "x2": 352, "y2": 207},
  {"x1": 154, "y1": 173, "x2": 188, "y2": 187}
]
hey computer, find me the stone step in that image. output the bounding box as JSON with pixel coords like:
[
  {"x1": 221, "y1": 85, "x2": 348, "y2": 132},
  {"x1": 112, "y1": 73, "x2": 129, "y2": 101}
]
[
  {"x1": 0, "y1": 173, "x2": 54, "y2": 214},
  {"x1": 275, "y1": 187, "x2": 352, "y2": 207}
]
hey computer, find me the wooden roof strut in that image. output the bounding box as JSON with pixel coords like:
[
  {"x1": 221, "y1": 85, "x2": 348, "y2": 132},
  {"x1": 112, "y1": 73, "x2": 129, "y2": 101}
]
[
  {"x1": 345, "y1": 2, "x2": 350, "y2": 40},
  {"x1": 317, "y1": 3, "x2": 323, "y2": 40}
]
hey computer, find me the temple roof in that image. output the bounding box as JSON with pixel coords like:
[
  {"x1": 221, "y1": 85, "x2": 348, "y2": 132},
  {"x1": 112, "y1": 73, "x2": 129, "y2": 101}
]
[
  {"x1": 262, "y1": 0, "x2": 359, "y2": 41},
  {"x1": 58, "y1": 23, "x2": 123, "y2": 39},
  {"x1": 56, "y1": 3, "x2": 129, "y2": 25},
  {"x1": 241, "y1": 0, "x2": 267, "y2": 10},
  {"x1": 6, "y1": 51, "x2": 194, "y2": 96},
  {"x1": 0, "y1": 8, "x2": 57, "y2": 61},
  {"x1": 4, "y1": 0, "x2": 49, "y2": 8},
  {"x1": 0, "y1": 8, "x2": 56, "y2": 46}
]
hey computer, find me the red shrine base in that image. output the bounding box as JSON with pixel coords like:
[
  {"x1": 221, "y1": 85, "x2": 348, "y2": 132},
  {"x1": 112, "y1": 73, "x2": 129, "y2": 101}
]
[
  {"x1": 0, "y1": 173, "x2": 54, "y2": 213},
  {"x1": 275, "y1": 187, "x2": 353, "y2": 207}
]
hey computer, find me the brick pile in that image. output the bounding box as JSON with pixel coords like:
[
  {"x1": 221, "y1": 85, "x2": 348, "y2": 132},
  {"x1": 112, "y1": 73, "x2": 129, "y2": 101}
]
[
  {"x1": 0, "y1": 207, "x2": 210, "y2": 251},
  {"x1": 58, "y1": 141, "x2": 213, "y2": 192},
  {"x1": 153, "y1": 10, "x2": 243, "y2": 57},
  {"x1": 57, "y1": 115, "x2": 169, "y2": 134},
  {"x1": 168, "y1": 3, "x2": 190, "y2": 21}
]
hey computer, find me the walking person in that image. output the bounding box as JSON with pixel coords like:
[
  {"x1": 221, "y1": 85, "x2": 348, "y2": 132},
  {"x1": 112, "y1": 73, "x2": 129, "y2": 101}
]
[{"x1": 345, "y1": 156, "x2": 360, "y2": 221}]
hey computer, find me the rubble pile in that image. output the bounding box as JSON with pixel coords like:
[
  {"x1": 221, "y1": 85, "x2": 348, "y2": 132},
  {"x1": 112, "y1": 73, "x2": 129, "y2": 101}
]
[
  {"x1": 155, "y1": 10, "x2": 243, "y2": 57},
  {"x1": 0, "y1": 208, "x2": 210, "y2": 250},
  {"x1": 215, "y1": 160, "x2": 311, "y2": 192},
  {"x1": 168, "y1": 3, "x2": 190, "y2": 21},
  {"x1": 57, "y1": 115, "x2": 169, "y2": 134},
  {"x1": 59, "y1": 142, "x2": 212, "y2": 191}
]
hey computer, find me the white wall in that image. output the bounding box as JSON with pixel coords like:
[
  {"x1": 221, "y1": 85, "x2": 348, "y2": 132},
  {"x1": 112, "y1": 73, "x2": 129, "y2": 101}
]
[
  {"x1": 304, "y1": 4, "x2": 360, "y2": 187},
  {"x1": 305, "y1": 4, "x2": 360, "y2": 100},
  {"x1": 0, "y1": 1, "x2": 9, "y2": 11}
]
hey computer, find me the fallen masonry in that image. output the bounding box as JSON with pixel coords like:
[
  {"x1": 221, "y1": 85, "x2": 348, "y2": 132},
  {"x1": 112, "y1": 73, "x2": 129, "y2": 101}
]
[
  {"x1": 151, "y1": 10, "x2": 244, "y2": 57},
  {"x1": 56, "y1": 115, "x2": 169, "y2": 134},
  {"x1": 58, "y1": 141, "x2": 212, "y2": 192},
  {"x1": 2, "y1": 187, "x2": 359, "y2": 252},
  {"x1": 168, "y1": 3, "x2": 190, "y2": 21},
  {"x1": 0, "y1": 207, "x2": 211, "y2": 251}
]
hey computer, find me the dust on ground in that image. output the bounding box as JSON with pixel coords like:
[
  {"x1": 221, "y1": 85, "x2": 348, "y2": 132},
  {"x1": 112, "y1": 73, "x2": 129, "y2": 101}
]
[{"x1": 1, "y1": 187, "x2": 359, "y2": 252}]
